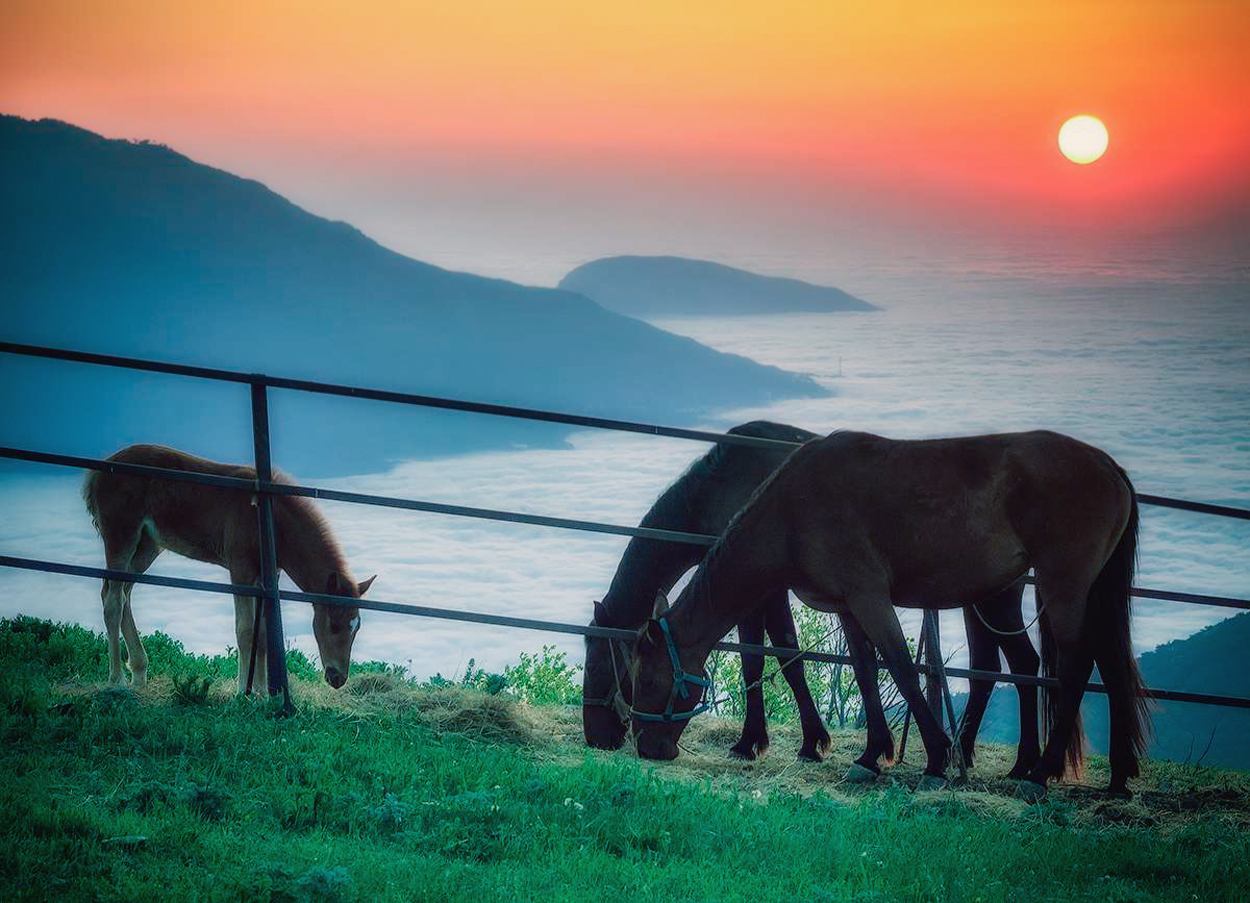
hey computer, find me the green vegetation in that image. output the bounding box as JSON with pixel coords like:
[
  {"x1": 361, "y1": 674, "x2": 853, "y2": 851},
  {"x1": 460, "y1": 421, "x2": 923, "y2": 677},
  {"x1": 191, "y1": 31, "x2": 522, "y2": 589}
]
[{"x1": 3, "y1": 616, "x2": 1249, "y2": 902}]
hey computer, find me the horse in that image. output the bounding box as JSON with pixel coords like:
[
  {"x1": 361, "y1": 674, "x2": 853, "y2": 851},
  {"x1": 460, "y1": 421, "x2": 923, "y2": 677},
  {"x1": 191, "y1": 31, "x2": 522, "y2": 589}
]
[
  {"x1": 587, "y1": 422, "x2": 1048, "y2": 779},
  {"x1": 82, "y1": 444, "x2": 376, "y2": 693},
  {"x1": 630, "y1": 430, "x2": 1148, "y2": 799},
  {"x1": 584, "y1": 421, "x2": 831, "y2": 761}
]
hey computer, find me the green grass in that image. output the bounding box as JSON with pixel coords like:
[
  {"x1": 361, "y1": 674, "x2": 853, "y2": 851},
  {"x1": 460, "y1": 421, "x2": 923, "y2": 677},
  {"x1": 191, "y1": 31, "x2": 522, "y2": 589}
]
[{"x1": 2, "y1": 617, "x2": 1248, "y2": 902}]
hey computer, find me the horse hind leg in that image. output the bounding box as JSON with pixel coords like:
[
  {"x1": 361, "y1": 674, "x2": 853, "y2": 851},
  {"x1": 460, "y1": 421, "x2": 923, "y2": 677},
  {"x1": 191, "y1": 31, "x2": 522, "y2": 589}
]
[
  {"x1": 99, "y1": 520, "x2": 144, "y2": 684},
  {"x1": 1021, "y1": 578, "x2": 1095, "y2": 799},
  {"x1": 119, "y1": 528, "x2": 161, "y2": 687}
]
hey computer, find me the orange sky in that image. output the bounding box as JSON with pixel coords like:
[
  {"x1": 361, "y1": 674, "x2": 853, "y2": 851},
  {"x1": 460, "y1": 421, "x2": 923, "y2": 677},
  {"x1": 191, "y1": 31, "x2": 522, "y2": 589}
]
[{"x1": 4, "y1": 1, "x2": 1249, "y2": 251}]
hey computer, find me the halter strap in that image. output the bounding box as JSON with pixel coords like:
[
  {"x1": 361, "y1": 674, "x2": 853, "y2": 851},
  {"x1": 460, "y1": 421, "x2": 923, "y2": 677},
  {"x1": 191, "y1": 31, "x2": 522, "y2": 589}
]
[{"x1": 630, "y1": 616, "x2": 712, "y2": 723}]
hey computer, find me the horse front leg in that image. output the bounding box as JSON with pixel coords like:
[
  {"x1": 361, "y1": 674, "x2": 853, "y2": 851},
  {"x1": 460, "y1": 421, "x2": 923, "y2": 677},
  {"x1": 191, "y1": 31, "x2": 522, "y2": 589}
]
[
  {"x1": 764, "y1": 591, "x2": 830, "y2": 762},
  {"x1": 840, "y1": 613, "x2": 894, "y2": 781},
  {"x1": 848, "y1": 593, "x2": 951, "y2": 787},
  {"x1": 101, "y1": 579, "x2": 126, "y2": 684},
  {"x1": 234, "y1": 591, "x2": 268, "y2": 696},
  {"x1": 729, "y1": 611, "x2": 769, "y2": 760}
]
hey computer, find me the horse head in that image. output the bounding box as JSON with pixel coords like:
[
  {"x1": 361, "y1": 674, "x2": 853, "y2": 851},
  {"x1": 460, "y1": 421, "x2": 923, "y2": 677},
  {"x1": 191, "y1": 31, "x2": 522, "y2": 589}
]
[
  {"x1": 630, "y1": 592, "x2": 709, "y2": 760},
  {"x1": 582, "y1": 599, "x2": 635, "y2": 750},
  {"x1": 312, "y1": 572, "x2": 376, "y2": 689}
]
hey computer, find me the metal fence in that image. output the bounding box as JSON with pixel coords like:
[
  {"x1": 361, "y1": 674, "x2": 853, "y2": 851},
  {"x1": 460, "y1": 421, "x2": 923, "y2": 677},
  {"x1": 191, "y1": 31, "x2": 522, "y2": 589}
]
[{"x1": 2, "y1": 340, "x2": 1249, "y2": 718}]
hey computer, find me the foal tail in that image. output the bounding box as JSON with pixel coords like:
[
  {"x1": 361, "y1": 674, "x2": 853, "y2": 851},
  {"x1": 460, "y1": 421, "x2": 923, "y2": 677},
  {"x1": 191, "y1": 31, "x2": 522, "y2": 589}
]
[
  {"x1": 82, "y1": 470, "x2": 103, "y2": 536},
  {"x1": 1088, "y1": 470, "x2": 1150, "y2": 776}
]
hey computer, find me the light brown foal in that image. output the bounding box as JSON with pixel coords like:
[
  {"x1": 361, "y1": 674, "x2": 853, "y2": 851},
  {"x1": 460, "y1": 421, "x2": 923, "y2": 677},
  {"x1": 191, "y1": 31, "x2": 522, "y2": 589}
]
[{"x1": 83, "y1": 444, "x2": 375, "y2": 693}]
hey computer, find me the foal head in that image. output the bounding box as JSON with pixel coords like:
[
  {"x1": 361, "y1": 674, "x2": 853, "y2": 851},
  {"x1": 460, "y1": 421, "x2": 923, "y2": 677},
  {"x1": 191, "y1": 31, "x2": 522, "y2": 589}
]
[{"x1": 312, "y1": 572, "x2": 376, "y2": 689}]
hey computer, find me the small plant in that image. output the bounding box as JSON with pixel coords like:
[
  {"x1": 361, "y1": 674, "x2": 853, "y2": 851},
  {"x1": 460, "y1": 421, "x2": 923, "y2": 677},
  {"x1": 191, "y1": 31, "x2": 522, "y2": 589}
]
[{"x1": 172, "y1": 673, "x2": 213, "y2": 706}]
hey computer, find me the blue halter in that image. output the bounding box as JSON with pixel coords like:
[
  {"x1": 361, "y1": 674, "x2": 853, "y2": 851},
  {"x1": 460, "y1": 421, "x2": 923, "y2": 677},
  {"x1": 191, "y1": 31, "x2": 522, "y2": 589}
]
[{"x1": 630, "y1": 617, "x2": 712, "y2": 723}]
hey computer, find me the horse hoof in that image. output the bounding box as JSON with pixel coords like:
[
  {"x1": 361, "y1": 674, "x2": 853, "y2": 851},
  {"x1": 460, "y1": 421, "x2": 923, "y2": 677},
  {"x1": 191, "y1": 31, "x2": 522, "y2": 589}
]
[
  {"x1": 916, "y1": 774, "x2": 949, "y2": 792},
  {"x1": 727, "y1": 747, "x2": 757, "y2": 761},
  {"x1": 797, "y1": 749, "x2": 824, "y2": 763},
  {"x1": 1015, "y1": 780, "x2": 1048, "y2": 803},
  {"x1": 843, "y1": 763, "x2": 879, "y2": 784}
]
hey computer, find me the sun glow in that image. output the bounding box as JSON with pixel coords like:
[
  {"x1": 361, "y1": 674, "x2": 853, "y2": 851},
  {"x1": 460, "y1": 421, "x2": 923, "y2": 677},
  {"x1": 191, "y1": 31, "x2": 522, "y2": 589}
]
[{"x1": 1058, "y1": 115, "x2": 1109, "y2": 164}]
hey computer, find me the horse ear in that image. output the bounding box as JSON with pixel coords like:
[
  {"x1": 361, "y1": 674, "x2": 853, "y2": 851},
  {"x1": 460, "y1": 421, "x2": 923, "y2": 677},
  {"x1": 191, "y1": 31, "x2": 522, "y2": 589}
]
[
  {"x1": 652, "y1": 591, "x2": 670, "y2": 618},
  {"x1": 357, "y1": 575, "x2": 377, "y2": 596},
  {"x1": 592, "y1": 600, "x2": 607, "y2": 623},
  {"x1": 641, "y1": 618, "x2": 666, "y2": 649}
]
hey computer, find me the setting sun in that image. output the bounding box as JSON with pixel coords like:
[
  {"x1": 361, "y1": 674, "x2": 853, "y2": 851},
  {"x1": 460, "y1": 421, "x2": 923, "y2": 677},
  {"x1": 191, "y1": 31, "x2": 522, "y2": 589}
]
[{"x1": 1058, "y1": 114, "x2": 1109, "y2": 164}]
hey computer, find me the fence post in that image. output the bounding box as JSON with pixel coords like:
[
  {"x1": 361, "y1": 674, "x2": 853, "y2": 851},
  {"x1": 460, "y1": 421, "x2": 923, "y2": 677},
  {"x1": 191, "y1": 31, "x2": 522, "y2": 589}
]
[{"x1": 250, "y1": 379, "x2": 294, "y2": 715}]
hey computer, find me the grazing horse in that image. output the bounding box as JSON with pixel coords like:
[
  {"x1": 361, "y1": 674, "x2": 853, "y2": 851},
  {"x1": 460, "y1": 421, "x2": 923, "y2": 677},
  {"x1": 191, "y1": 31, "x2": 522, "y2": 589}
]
[
  {"x1": 630, "y1": 431, "x2": 1148, "y2": 799},
  {"x1": 83, "y1": 445, "x2": 376, "y2": 693},
  {"x1": 587, "y1": 422, "x2": 1050, "y2": 779},
  {"x1": 584, "y1": 421, "x2": 831, "y2": 761}
]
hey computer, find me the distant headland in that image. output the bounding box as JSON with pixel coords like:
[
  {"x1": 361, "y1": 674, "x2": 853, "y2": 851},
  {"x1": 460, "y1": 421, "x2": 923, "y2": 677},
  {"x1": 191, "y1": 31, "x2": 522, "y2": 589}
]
[{"x1": 558, "y1": 255, "x2": 878, "y2": 318}]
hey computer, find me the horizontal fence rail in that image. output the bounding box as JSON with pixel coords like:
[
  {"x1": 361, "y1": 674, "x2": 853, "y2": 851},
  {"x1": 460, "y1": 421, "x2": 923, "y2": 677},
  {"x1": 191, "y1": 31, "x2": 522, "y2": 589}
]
[
  {"x1": 2, "y1": 340, "x2": 1249, "y2": 719},
  {"x1": 5, "y1": 554, "x2": 1249, "y2": 713},
  {"x1": 4, "y1": 445, "x2": 1246, "y2": 611}
]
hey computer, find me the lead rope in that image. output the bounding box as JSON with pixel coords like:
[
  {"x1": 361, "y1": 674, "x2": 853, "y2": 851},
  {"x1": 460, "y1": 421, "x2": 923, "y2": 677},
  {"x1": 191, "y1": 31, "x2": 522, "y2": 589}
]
[{"x1": 972, "y1": 601, "x2": 1046, "y2": 637}]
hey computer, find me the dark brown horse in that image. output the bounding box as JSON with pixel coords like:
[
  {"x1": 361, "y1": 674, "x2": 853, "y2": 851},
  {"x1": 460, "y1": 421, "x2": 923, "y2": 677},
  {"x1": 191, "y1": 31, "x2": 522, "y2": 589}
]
[
  {"x1": 83, "y1": 445, "x2": 376, "y2": 693},
  {"x1": 630, "y1": 430, "x2": 1148, "y2": 798},
  {"x1": 587, "y1": 422, "x2": 1049, "y2": 779},
  {"x1": 584, "y1": 422, "x2": 830, "y2": 761}
]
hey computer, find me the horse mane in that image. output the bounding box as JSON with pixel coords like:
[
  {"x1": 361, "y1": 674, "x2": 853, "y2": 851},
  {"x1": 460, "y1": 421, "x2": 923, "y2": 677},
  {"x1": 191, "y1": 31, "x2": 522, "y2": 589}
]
[
  {"x1": 272, "y1": 469, "x2": 353, "y2": 581},
  {"x1": 643, "y1": 421, "x2": 816, "y2": 532}
]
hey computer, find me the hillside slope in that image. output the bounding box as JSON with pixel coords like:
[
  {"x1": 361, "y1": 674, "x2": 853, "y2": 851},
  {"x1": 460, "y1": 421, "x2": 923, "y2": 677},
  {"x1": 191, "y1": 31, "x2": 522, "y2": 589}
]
[
  {"x1": 0, "y1": 117, "x2": 825, "y2": 476},
  {"x1": 965, "y1": 612, "x2": 1250, "y2": 769}
]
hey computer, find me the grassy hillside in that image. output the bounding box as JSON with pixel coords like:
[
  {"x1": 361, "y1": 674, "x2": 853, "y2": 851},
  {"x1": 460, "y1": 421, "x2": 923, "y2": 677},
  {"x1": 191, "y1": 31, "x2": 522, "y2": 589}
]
[{"x1": 3, "y1": 617, "x2": 1249, "y2": 902}]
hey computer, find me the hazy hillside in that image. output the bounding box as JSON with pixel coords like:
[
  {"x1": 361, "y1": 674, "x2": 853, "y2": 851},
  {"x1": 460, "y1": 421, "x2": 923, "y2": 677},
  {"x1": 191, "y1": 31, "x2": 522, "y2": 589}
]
[
  {"x1": 559, "y1": 255, "x2": 877, "y2": 318},
  {"x1": 0, "y1": 117, "x2": 825, "y2": 476},
  {"x1": 963, "y1": 612, "x2": 1250, "y2": 769}
]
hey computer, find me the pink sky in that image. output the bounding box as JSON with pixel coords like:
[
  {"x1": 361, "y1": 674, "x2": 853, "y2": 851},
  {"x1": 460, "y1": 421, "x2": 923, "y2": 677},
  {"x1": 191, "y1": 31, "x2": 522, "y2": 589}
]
[{"x1": 4, "y1": 2, "x2": 1248, "y2": 275}]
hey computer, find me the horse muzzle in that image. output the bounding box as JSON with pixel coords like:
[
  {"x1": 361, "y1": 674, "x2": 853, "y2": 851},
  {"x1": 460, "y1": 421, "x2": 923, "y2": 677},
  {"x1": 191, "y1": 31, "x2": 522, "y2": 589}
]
[{"x1": 324, "y1": 667, "x2": 347, "y2": 689}]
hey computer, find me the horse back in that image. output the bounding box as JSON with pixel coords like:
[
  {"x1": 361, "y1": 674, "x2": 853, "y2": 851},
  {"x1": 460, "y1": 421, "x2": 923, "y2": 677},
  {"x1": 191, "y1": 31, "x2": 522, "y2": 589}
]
[
  {"x1": 772, "y1": 430, "x2": 1129, "y2": 605},
  {"x1": 85, "y1": 445, "x2": 263, "y2": 569}
]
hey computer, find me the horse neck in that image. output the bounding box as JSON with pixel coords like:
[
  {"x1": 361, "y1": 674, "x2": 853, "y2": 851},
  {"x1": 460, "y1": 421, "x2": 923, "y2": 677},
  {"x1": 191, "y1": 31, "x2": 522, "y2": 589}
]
[
  {"x1": 600, "y1": 536, "x2": 703, "y2": 627},
  {"x1": 273, "y1": 497, "x2": 349, "y2": 594},
  {"x1": 667, "y1": 527, "x2": 783, "y2": 662}
]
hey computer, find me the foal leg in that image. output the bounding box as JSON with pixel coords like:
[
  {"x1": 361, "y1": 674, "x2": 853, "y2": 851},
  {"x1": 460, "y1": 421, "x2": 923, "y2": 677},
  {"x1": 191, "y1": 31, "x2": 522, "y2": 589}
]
[
  {"x1": 763, "y1": 591, "x2": 830, "y2": 762},
  {"x1": 119, "y1": 529, "x2": 161, "y2": 687},
  {"x1": 234, "y1": 587, "x2": 268, "y2": 696},
  {"x1": 729, "y1": 610, "x2": 770, "y2": 760},
  {"x1": 99, "y1": 523, "x2": 142, "y2": 684}
]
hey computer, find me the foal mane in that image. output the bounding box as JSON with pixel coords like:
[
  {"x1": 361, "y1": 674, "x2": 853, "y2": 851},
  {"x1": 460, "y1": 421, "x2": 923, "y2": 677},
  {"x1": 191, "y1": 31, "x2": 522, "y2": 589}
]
[{"x1": 273, "y1": 470, "x2": 352, "y2": 579}]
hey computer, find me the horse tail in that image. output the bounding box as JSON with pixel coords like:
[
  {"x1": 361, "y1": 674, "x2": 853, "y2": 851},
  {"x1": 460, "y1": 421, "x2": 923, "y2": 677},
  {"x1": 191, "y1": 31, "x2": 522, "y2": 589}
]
[
  {"x1": 82, "y1": 469, "x2": 102, "y2": 536},
  {"x1": 1088, "y1": 468, "x2": 1151, "y2": 775},
  {"x1": 1038, "y1": 615, "x2": 1085, "y2": 778}
]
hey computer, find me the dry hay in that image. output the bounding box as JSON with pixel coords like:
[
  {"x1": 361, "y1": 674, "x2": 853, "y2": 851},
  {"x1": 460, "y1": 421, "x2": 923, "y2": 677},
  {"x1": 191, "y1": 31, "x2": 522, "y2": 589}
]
[
  {"x1": 305, "y1": 673, "x2": 535, "y2": 744},
  {"x1": 525, "y1": 708, "x2": 1250, "y2": 833}
]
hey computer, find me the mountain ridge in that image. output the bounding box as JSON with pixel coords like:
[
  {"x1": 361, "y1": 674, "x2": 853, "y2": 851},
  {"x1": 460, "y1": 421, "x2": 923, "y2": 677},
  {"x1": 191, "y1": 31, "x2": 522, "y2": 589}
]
[{"x1": 0, "y1": 115, "x2": 826, "y2": 476}]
